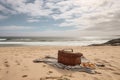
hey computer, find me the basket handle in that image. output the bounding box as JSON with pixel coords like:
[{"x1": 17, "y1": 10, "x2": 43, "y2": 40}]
[{"x1": 62, "y1": 49, "x2": 73, "y2": 52}]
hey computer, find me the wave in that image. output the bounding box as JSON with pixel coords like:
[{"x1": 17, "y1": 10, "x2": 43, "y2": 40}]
[
  {"x1": 0, "y1": 37, "x2": 111, "y2": 42},
  {"x1": 0, "y1": 40, "x2": 108, "y2": 46},
  {"x1": 0, "y1": 36, "x2": 119, "y2": 46},
  {"x1": 0, "y1": 38, "x2": 7, "y2": 41}
]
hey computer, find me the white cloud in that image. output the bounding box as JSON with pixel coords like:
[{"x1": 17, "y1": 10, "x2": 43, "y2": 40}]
[
  {"x1": 1, "y1": 0, "x2": 120, "y2": 23},
  {"x1": 47, "y1": 0, "x2": 120, "y2": 30},
  {"x1": 0, "y1": 0, "x2": 120, "y2": 36},
  {"x1": 16, "y1": 0, "x2": 52, "y2": 17},
  {"x1": 0, "y1": 0, "x2": 52, "y2": 17}
]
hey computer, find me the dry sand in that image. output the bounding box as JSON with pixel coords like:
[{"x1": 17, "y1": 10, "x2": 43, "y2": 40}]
[{"x1": 0, "y1": 46, "x2": 120, "y2": 80}]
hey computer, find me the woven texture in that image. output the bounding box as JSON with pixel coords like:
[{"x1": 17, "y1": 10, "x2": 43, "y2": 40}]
[{"x1": 58, "y1": 49, "x2": 83, "y2": 66}]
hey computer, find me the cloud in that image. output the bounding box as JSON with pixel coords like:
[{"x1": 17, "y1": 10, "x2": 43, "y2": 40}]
[
  {"x1": 53, "y1": 0, "x2": 120, "y2": 28},
  {"x1": 16, "y1": 0, "x2": 52, "y2": 17},
  {"x1": 0, "y1": 2, "x2": 17, "y2": 14},
  {"x1": 0, "y1": 0, "x2": 52, "y2": 17},
  {"x1": 84, "y1": 10, "x2": 120, "y2": 32},
  {"x1": 0, "y1": 0, "x2": 120, "y2": 36},
  {"x1": 0, "y1": 5, "x2": 9, "y2": 20},
  {"x1": 0, "y1": 26, "x2": 33, "y2": 31},
  {"x1": 1, "y1": 0, "x2": 120, "y2": 24}
]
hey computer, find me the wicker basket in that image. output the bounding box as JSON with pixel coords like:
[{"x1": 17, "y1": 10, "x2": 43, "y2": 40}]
[{"x1": 58, "y1": 49, "x2": 83, "y2": 66}]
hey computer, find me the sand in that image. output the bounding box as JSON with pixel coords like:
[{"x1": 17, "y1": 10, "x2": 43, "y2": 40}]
[{"x1": 0, "y1": 46, "x2": 120, "y2": 80}]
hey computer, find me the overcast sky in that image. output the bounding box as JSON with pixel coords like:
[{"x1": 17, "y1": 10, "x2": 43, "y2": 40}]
[{"x1": 0, "y1": 0, "x2": 120, "y2": 37}]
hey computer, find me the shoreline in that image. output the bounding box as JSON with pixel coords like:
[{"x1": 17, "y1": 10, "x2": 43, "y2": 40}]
[{"x1": 0, "y1": 38, "x2": 120, "y2": 47}]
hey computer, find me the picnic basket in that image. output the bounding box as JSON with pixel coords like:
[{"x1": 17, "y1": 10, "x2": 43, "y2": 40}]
[{"x1": 58, "y1": 49, "x2": 83, "y2": 66}]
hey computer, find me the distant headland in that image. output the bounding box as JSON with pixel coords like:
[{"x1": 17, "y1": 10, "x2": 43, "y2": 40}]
[{"x1": 89, "y1": 38, "x2": 120, "y2": 46}]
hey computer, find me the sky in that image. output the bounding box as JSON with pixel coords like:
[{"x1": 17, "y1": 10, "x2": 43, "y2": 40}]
[{"x1": 0, "y1": 0, "x2": 120, "y2": 37}]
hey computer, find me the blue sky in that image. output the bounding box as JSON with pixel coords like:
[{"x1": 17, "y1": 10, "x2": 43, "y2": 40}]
[{"x1": 0, "y1": 0, "x2": 120, "y2": 37}]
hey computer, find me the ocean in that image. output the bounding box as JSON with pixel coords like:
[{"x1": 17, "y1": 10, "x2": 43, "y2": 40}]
[{"x1": 0, "y1": 36, "x2": 119, "y2": 46}]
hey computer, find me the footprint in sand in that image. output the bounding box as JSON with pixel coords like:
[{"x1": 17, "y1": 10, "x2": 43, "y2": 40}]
[
  {"x1": 113, "y1": 72, "x2": 120, "y2": 75},
  {"x1": 63, "y1": 74, "x2": 73, "y2": 78},
  {"x1": 110, "y1": 56, "x2": 115, "y2": 58},
  {"x1": 48, "y1": 70, "x2": 53, "y2": 74},
  {"x1": 47, "y1": 70, "x2": 53, "y2": 75},
  {"x1": 42, "y1": 64, "x2": 46, "y2": 67},
  {"x1": 93, "y1": 77, "x2": 100, "y2": 80},
  {"x1": 40, "y1": 76, "x2": 70, "y2": 80},
  {"x1": 94, "y1": 58, "x2": 100, "y2": 61},
  {"x1": 4, "y1": 61, "x2": 10, "y2": 67},
  {"x1": 15, "y1": 60, "x2": 20, "y2": 65},
  {"x1": 40, "y1": 77, "x2": 46, "y2": 80},
  {"x1": 22, "y1": 75, "x2": 28, "y2": 78}
]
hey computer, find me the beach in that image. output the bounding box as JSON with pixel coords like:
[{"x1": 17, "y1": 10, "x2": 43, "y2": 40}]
[
  {"x1": 0, "y1": 46, "x2": 120, "y2": 80},
  {"x1": 0, "y1": 0, "x2": 120, "y2": 79}
]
